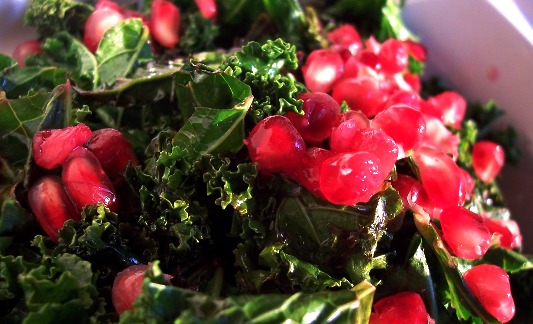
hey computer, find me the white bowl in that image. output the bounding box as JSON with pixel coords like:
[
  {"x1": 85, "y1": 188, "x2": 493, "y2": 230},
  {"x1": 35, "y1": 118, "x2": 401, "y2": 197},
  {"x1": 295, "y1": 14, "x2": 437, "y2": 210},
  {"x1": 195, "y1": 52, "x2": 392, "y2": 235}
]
[{"x1": 403, "y1": 0, "x2": 533, "y2": 253}]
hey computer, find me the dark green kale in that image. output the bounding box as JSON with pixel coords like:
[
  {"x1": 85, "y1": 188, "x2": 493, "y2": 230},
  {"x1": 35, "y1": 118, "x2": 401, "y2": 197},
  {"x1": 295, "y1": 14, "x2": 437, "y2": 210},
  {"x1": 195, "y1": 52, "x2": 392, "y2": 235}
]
[{"x1": 24, "y1": 0, "x2": 93, "y2": 38}]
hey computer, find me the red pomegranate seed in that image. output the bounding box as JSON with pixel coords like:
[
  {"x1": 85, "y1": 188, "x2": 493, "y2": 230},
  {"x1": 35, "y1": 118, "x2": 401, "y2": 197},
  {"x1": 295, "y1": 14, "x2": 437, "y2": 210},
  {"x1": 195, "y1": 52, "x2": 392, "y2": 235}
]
[
  {"x1": 244, "y1": 115, "x2": 306, "y2": 174},
  {"x1": 402, "y1": 39, "x2": 427, "y2": 62},
  {"x1": 62, "y1": 147, "x2": 119, "y2": 212},
  {"x1": 378, "y1": 39, "x2": 408, "y2": 75},
  {"x1": 439, "y1": 206, "x2": 491, "y2": 259},
  {"x1": 331, "y1": 128, "x2": 398, "y2": 174},
  {"x1": 463, "y1": 264, "x2": 516, "y2": 323},
  {"x1": 327, "y1": 24, "x2": 362, "y2": 54},
  {"x1": 27, "y1": 175, "x2": 79, "y2": 242},
  {"x1": 194, "y1": 0, "x2": 217, "y2": 20},
  {"x1": 85, "y1": 128, "x2": 139, "y2": 183},
  {"x1": 392, "y1": 174, "x2": 432, "y2": 211},
  {"x1": 329, "y1": 119, "x2": 367, "y2": 152},
  {"x1": 403, "y1": 72, "x2": 422, "y2": 93},
  {"x1": 458, "y1": 168, "x2": 475, "y2": 204},
  {"x1": 331, "y1": 76, "x2": 384, "y2": 117},
  {"x1": 371, "y1": 104, "x2": 426, "y2": 157},
  {"x1": 83, "y1": 6, "x2": 125, "y2": 53},
  {"x1": 95, "y1": 0, "x2": 122, "y2": 11},
  {"x1": 150, "y1": 0, "x2": 181, "y2": 48},
  {"x1": 12, "y1": 40, "x2": 42, "y2": 67},
  {"x1": 337, "y1": 110, "x2": 370, "y2": 128},
  {"x1": 418, "y1": 115, "x2": 460, "y2": 160},
  {"x1": 369, "y1": 291, "x2": 434, "y2": 324},
  {"x1": 472, "y1": 141, "x2": 505, "y2": 183},
  {"x1": 412, "y1": 146, "x2": 462, "y2": 209},
  {"x1": 302, "y1": 49, "x2": 344, "y2": 93},
  {"x1": 357, "y1": 49, "x2": 380, "y2": 70},
  {"x1": 319, "y1": 152, "x2": 385, "y2": 205},
  {"x1": 285, "y1": 92, "x2": 341, "y2": 144},
  {"x1": 112, "y1": 264, "x2": 173, "y2": 314},
  {"x1": 287, "y1": 147, "x2": 333, "y2": 199},
  {"x1": 425, "y1": 91, "x2": 466, "y2": 129},
  {"x1": 483, "y1": 216, "x2": 522, "y2": 249},
  {"x1": 382, "y1": 90, "x2": 422, "y2": 111},
  {"x1": 32, "y1": 123, "x2": 93, "y2": 170}
]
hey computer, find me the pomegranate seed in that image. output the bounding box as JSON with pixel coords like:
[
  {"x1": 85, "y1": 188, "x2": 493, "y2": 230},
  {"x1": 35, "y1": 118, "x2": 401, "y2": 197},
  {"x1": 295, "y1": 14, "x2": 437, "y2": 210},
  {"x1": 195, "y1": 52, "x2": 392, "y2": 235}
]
[
  {"x1": 337, "y1": 110, "x2": 370, "y2": 128},
  {"x1": 424, "y1": 91, "x2": 466, "y2": 129},
  {"x1": 85, "y1": 128, "x2": 139, "y2": 183},
  {"x1": 95, "y1": 0, "x2": 122, "y2": 11},
  {"x1": 285, "y1": 92, "x2": 341, "y2": 144},
  {"x1": 244, "y1": 116, "x2": 306, "y2": 174},
  {"x1": 403, "y1": 72, "x2": 422, "y2": 93},
  {"x1": 369, "y1": 291, "x2": 434, "y2": 324},
  {"x1": 357, "y1": 49, "x2": 380, "y2": 70},
  {"x1": 463, "y1": 264, "x2": 516, "y2": 323},
  {"x1": 483, "y1": 216, "x2": 522, "y2": 249},
  {"x1": 302, "y1": 49, "x2": 344, "y2": 93},
  {"x1": 371, "y1": 104, "x2": 426, "y2": 157},
  {"x1": 329, "y1": 119, "x2": 367, "y2": 152},
  {"x1": 27, "y1": 175, "x2": 79, "y2": 242},
  {"x1": 378, "y1": 39, "x2": 408, "y2": 75},
  {"x1": 319, "y1": 152, "x2": 385, "y2": 205},
  {"x1": 112, "y1": 264, "x2": 172, "y2": 314},
  {"x1": 12, "y1": 40, "x2": 42, "y2": 67},
  {"x1": 392, "y1": 174, "x2": 431, "y2": 211},
  {"x1": 439, "y1": 206, "x2": 491, "y2": 259},
  {"x1": 287, "y1": 147, "x2": 333, "y2": 199},
  {"x1": 62, "y1": 147, "x2": 119, "y2": 212},
  {"x1": 472, "y1": 141, "x2": 505, "y2": 183},
  {"x1": 332, "y1": 128, "x2": 398, "y2": 174},
  {"x1": 150, "y1": 0, "x2": 181, "y2": 48},
  {"x1": 382, "y1": 90, "x2": 422, "y2": 111},
  {"x1": 194, "y1": 0, "x2": 217, "y2": 20},
  {"x1": 32, "y1": 123, "x2": 93, "y2": 170},
  {"x1": 419, "y1": 115, "x2": 460, "y2": 160},
  {"x1": 412, "y1": 146, "x2": 462, "y2": 209},
  {"x1": 458, "y1": 168, "x2": 475, "y2": 204},
  {"x1": 327, "y1": 24, "x2": 362, "y2": 54},
  {"x1": 402, "y1": 39, "x2": 427, "y2": 62},
  {"x1": 83, "y1": 6, "x2": 125, "y2": 53},
  {"x1": 331, "y1": 76, "x2": 384, "y2": 117}
]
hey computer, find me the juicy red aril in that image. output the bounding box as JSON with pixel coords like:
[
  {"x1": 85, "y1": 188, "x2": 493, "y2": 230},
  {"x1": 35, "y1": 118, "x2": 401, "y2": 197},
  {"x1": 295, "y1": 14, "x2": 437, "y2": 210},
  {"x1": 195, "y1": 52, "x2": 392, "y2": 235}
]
[
  {"x1": 463, "y1": 264, "x2": 515, "y2": 323},
  {"x1": 424, "y1": 91, "x2": 466, "y2": 129},
  {"x1": 85, "y1": 128, "x2": 139, "y2": 183},
  {"x1": 403, "y1": 72, "x2": 422, "y2": 93},
  {"x1": 378, "y1": 39, "x2": 408, "y2": 75},
  {"x1": 419, "y1": 115, "x2": 460, "y2": 159},
  {"x1": 337, "y1": 110, "x2": 370, "y2": 128},
  {"x1": 402, "y1": 39, "x2": 427, "y2": 62},
  {"x1": 331, "y1": 128, "x2": 398, "y2": 174},
  {"x1": 327, "y1": 24, "x2": 362, "y2": 54},
  {"x1": 95, "y1": 0, "x2": 122, "y2": 11},
  {"x1": 369, "y1": 291, "x2": 434, "y2": 324},
  {"x1": 62, "y1": 147, "x2": 118, "y2": 212},
  {"x1": 331, "y1": 77, "x2": 384, "y2": 117},
  {"x1": 371, "y1": 104, "x2": 426, "y2": 156},
  {"x1": 472, "y1": 141, "x2": 505, "y2": 183},
  {"x1": 83, "y1": 6, "x2": 125, "y2": 53},
  {"x1": 302, "y1": 49, "x2": 344, "y2": 93},
  {"x1": 12, "y1": 40, "x2": 42, "y2": 67},
  {"x1": 412, "y1": 146, "x2": 462, "y2": 209},
  {"x1": 112, "y1": 264, "x2": 173, "y2": 314},
  {"x1": 382, "y1": 90, "x2": 422, "y2": 111},
  {"x1": 27, "y1": 175, "x2": 79, "y2": 242},
  {"x1": 150, "y1": 0, "x2": 181, "y2": 48},
  {"x1": 244, "y1": 115, "x2": 306, "y2": 174},
  {"x1": 458, "y1": 167, "x2": 475, "y2": 204},
  {"x1": 32, "y1": 123, "x2": 93, "y2": 170},
  {"x1": 483, "y1": 217, "x2": 522, "y2": 249},
  {"x1": 287, "y1": 147, "x2": 333, "y2": 200},
  {"x1": 392, "y1": 174, "x2": 431, "y2": 211},
  {"x1": 285, "y1": 92, "x2": 341, "y2": 144},
  {"x1": 194, "y1": 0, "x2": 217, "y2": 20},
  {"x1": 319, "y1": 152, "x2": 385, "y2": 205},
  {"x1": 439, "y1": 206, "x2": 491, "y2": 259}
]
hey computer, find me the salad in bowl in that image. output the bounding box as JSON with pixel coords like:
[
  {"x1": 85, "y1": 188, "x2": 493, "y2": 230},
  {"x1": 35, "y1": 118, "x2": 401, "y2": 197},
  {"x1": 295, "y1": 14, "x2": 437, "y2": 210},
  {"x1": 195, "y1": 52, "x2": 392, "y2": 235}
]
[{"x1": 0, "y1": 0, "x2": 531, "y2": 323}]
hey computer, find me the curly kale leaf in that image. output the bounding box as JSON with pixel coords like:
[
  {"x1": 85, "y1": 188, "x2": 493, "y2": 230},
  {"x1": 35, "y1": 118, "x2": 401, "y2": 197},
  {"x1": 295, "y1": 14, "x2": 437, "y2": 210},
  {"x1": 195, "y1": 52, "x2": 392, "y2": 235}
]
[
  {"x1": 24, "y1": 0, "x2": 93, "y2": 38},
  {"x1": 221, "y1": 38, "x2": 305, "y2": 124},
  {"x1": 119, "y1": 262, "x2": 375, "y2": 323}
]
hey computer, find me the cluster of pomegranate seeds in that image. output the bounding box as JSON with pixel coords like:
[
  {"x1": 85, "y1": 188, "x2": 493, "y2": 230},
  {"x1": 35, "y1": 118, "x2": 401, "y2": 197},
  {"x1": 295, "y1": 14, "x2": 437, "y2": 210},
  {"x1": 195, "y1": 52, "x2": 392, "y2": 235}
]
[
  {"x1": 369, "y1": 291, "x2": 434, "y2": 324},
  {"x1": 244, "y1": 22, "x2": 521, "y2": 321},
  {"x1": 28, "y1": 123, "x2": 137, "y2": 241},
  {"x1": 82, "y1": 0, "x2": 218, "y2": 53}
]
